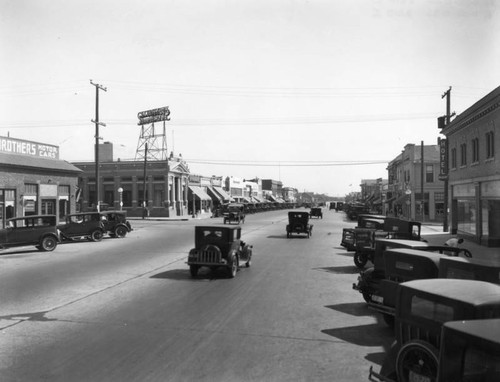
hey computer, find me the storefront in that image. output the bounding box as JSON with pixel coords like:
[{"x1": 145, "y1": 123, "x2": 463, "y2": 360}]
[{"x1": 0, "y1": 136, "x2": 81, "y2": 226}]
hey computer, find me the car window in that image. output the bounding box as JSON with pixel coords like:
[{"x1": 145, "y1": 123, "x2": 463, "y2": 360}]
[
  {"x1": 203, "y1": 230, "x2": 222, "y2": 238},
  {"x1": 70, "y1": 215, "x2": 83, "y2": 223},
  {"x1": 411, "y1": 296, "x2": 454, "y2": 322}
]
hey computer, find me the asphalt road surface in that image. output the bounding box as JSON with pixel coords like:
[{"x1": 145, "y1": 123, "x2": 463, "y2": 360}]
[{"x1": 0, "y1": 209, "x2": 393, "y2": 382}]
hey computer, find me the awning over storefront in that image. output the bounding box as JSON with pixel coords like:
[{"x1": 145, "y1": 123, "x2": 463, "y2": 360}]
[
  {"x1": 251, "y1": 196, "x2": 262, "y2": 203},
  {"x1": 393, "y1": 194, "x2": 409, "y2": 205},
  {"x1": 235, "y1": 196, "x2": 252, "y2": 203},
  {"x1": 188, "y1": 186, "x2": 211, "y2": 201},
  {"x1": 206, "y1": 187, "x2": 223, "y2": 202},
  {"x1": 213, "y1": 186, "x2": 234, "y2": 202},
  {"x1": 267, "y1": 195, "x2": 278, "y2": 202}
]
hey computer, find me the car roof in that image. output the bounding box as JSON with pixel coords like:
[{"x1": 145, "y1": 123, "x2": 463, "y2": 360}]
[
  {"x1": 401, "y1": 279, "x2": 500, "y2": 305},
  {"x1": 99, "y1": 210, "x2": 127, "y2": 215},
  {"x1": 443, "y1": 319, "x2": 500, "y2": 344},
  {"x1": 385, "y1": 248, "x2": 444, "y2": 259},
  {"x1": 195, "y1": 225, "x2": 239, "y2": 230},
  {"x1": 439, "y1": 256, "x2": 500, "y2": 267}
]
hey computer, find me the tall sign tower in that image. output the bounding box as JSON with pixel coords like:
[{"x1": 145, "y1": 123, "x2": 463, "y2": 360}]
[{"x1": 135, "y1": 106, "x2": 171, "y2": 160}]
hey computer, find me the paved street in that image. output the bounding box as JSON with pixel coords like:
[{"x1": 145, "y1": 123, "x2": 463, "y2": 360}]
[{"x1": 1, "y1": 209, "x2": 393, "y2": 382}]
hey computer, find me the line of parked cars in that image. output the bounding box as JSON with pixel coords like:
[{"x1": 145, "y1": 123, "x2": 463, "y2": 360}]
[
  {"x1": 0, "y1": 211, "x2": 133, "y2": 254},
  {"x1": 340, "y1": 215, "x2": 500, "y2": 381}
]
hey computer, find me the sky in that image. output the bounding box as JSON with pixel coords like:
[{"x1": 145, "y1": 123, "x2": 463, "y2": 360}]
[{"x1": 1, "y1": 0, "x2": 499, "y2": 197}]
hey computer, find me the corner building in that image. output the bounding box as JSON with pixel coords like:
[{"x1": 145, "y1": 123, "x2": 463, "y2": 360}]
[{"x1": 441, "y1": 86, "x2": 500, "y2": 247}]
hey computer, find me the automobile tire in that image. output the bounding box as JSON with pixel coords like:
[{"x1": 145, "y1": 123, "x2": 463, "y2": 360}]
[
  {"x1": 90, "y1": 230, "x2": 103, "y2": 242},
  {"x1": 287, "y1": 232, "x2": 290, "y2": 238},
  {"x1": 354, "y1": 252, "x2": 368, "y2": 269},
  {"x1": 228, "y1": 255, "x2": 238, "y2": 278},
  {"x1": 396, "y1": 340, "x2": 439, "y2": 382},
  {"x1": 362, "y1": 291, "x2": 372, "y2": 303},
  {"x1": 114, "y1": 226, "x2": 128, "y2": 238},
  {"x1": 39, "y1": 236, "x2": 57, "y2": 252},
  {"x1": 190, "y1": 265, "x2": 199, "y2": 277}
]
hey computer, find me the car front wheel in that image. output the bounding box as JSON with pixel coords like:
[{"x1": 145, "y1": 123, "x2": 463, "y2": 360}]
[
  {"x1": 90, "y1": 230, "x2": 104, "y2": 242},
  {"x1": 190, "y1": 265, "x2": 199, "y2": 277},
  {"x1": 354, "y1": 252, "x2": 368, "y2": 268},
  {"x1": 40, "y1": 236, "x2": 57, "y2": 252},
  {"x1": 228, "y1": 255, "x2": 238, "y2": 278},
  {"x1": 114, "y1": 226, "x2": 128, "y2": 238}
]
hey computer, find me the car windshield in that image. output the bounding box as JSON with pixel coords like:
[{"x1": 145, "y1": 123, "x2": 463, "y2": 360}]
[{"x1": 203, "y1": 230, "x2": 223, "y2": 239}]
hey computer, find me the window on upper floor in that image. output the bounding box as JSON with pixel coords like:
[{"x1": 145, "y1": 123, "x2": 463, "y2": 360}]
[
  {"x1": 486, "y1": 131, "x2": 495, "y2": 159},
  {"x1": 451, "y1": 148, "x2": 457, "y2": 169},
  {"x1": 426, "y1": 165, "x2": 434, "y2": 183},
  {"x1": 460, "y1": 143, "x2": 467, "y2": 166},
  {"x1": 471, "y1": 138, "x2": 479, "y2": 163}
]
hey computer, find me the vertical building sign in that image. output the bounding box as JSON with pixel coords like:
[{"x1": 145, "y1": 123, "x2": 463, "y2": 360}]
[{"x1": 439, "y1": 138, "x2": 448, "y2": 180}]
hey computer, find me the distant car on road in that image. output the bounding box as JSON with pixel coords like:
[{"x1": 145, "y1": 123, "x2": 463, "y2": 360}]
[
  {"x1": 58, "y1": 212, "x2": 105, "y2": 242},
  {"x1": 222, "y1": 203, "x2": 246, "y2": 224},
  {"x1": 309, "y1": 207, "x2": 323, "y2": 219},
  {"x1": 0, "y1": 215, "x2": 59, "y2": 252},
  {"x1": 187, "y1": 225, "x2": 253, "y2": 278},
  {"x1": 286, "y1": 211, "x2": 313, "y2": 238}
]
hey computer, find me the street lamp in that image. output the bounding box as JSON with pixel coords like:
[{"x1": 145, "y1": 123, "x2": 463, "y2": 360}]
[{"x1": 117, "y1": 187, "x2": 123, "y2": 211}]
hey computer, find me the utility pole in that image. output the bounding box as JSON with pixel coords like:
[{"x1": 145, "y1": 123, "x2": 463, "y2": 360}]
[
  {"x1": 441, "y1": 86, "x2": 451, "y2": 232},
  {"x1": 90, "y1": 80, "x2": 107, "y2": 212},
  {"x1": 142, "y1": 143, "x2": 148, "y2": 219},
  {"x1": 421, "y1": 141, "x2": 424, "y2": 223}
]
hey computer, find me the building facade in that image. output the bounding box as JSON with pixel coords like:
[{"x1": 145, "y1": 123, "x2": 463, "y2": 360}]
[
  {"x1": 386, "y1": 143, "x2": 444, "y2": 222},
  {"x1": 73, "y1": 153, "x2": 191, "y2": 218},
  {"x1": 0, "y1": 136, "x2": 81, "y2": 225},
  {"x1": 441, "y1": 86, "x2": 500, "y2": 246}
]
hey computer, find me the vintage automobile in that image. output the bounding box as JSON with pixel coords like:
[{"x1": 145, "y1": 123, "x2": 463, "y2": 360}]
[
  {"x1": 99, "y1": 210, "x2": 133, "y2": 238},
  {"x1": 309, "y1": 207, "x2": 323, "y2": 219},
  {"x1": 369, "y1": 279, "x2": 500, "y2": 382},
  {"x1": 0, "y1": 215, "x2": 59, "y2": 252},
  {"x1": 438, "y1": 255, "x2": 500, "y2": 284},
  {"x1": 187, "y1": 225, "x2": 252, "y2": 278},
  {"x1": 437, "y1": 318, "x2": 500, "y2": 382},
  {"x1": 354, "y1": 244, "x2": 472, "y2": 326},
  {"x1": 340, "y1": 214, "x2": 387, "y2": 251},
  {"x1": 352, "y1": 217, "x2": 424, "y2": 268},
  {"x1": 222, "y1": 203, "x2": 246, "y2": 224},
  {"x1": 286, "y1": 211, "x2": 313, "y2": 238},
  {"x1": 58, "y1": 212, "x2": 105, "y2": 242}
]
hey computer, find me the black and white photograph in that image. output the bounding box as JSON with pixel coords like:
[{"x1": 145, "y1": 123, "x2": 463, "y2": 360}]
[{"x1": 1, "y1": 1, "x2": 500, "y2": 381}]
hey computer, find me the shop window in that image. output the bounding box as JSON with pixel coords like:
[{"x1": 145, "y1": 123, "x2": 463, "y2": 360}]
[
  {"x1": 451, "y1": 148, "x2": 457, "y2": 169},
  {"x1": 122, "y1": 189, "x2": 132, "y2": 207},
  {"x1": 471, "y1": 138, "x2": 479, "y2": 163},
  {"x1": 460, "y1": 143, "x2": 467, "y2": 166},
  {"x1": 457, "y1": 199, "x2": 476, "y2": 235},
  {"x1": 426, "y1": 165, "x2": 434, "y2": 183},
  {"x1": 486, "y1": 131, "x2": 495, "y2": 159},
  {"x1": 25, "y1": 183, "x2": 38, "y2": 195}
]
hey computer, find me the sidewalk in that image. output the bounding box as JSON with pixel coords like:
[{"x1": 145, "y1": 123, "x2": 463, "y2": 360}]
[{"x1": 421, "y1": 224, "x2": 500, "y2": 261}]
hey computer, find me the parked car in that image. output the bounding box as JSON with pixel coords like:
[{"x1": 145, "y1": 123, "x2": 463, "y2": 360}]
[
  {"x1": 187, "y1": 225, "x2": 252, "y2": 278},
  {"x1": 369, "y1": 279, "x2": 500, "y2": 382},
  {"x1": 58, "y1": 212, "x2": 105, "y2": 242},
  {"x1": 309, "y1": 207, "x2": 323, "y2": 219},
  {"x1": 438, "y1": 318, "x2": 500, "y2": 382},
  {"x1": 99, "y1": 210, "x2": 133, "y2": 238},
  {"x1": 439, "y1": 255, "x2": 500, "y2": 284},
  {"x1": 0, "y1": 215, "x2": 59, "y2": 252},
  {"x1": 223, "y1": 203, "x2": 246, "y2": 224},
  {"x1": 286, "y1": 211, "x2": 313, "y2": 238},
  {"x1": 354, "y1": 244, "x2": 472, "y2": 326},
  {"x1": 340, "y1": 214, "x2": 387, "y2": 252},
  {"x1": 352, "y1": 217, "x2": 424, "y2": 268}
]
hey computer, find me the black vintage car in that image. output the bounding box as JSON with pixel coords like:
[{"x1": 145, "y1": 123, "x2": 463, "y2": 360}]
[
  {"x1": 341, "y1": 214, "x2": 387, "y2": 252},
  {"x1": 369, "y1": 279, "x2": 500, "y2": 382},
  {"x1": 222, "y1": 203, "x2": 246, "y2": 224},
  {"x1": 438, "y1": 319, "x2": 500, "y2": 381},
  {"x1": 309, "y1": 207, "x2": 323, "y2": 219},
  {"x1": 353, "y1": 243, "x2": 472, "y2": 326},
  {"x1": 58, "y1": 212, "x2": 105, "y2": 242},
  {"x1": 0, "y1": 215, "x2": 60, "y2": 252},
  {"x1": 99, "y1": 210, "x2": 133, "y2": 238},
  {"x1": 187, "y1": 226, "x2": 252, "y2": 278},
  {"x1": 286, "y1": 211, "x2": 313, "y2": 238}
]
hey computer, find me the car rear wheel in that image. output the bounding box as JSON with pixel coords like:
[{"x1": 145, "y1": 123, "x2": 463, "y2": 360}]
[
  {"x1": 90, "y1": 230, "x2": 103, "y2": 242},
  {"x1": 396, "y1": 340, "x2": 439, "y2": 382},
  {"x1": 40, "y1": 236, "x2": 57, "y2": 252},
  {"x1": 114, "y1": 226, "x2": 128, "y2": 238}
]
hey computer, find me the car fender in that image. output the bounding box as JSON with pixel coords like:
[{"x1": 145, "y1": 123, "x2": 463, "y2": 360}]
[{"x1": 39, "y1": 233, "x2": 60, "y2": 244}]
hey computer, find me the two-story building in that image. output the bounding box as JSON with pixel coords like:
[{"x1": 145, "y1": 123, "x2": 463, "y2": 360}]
[
  {"x1": 441, "y1": 86, "x2": 500, "y2": 246},
  {"x1": 386, "y1": 143, "x2": 444, "y2": 222}
]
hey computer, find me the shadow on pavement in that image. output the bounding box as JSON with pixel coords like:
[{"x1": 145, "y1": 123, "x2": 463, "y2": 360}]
[
  {"x1": 325, "y1": 302, "x2": 371, "y2": 317},
  {"x1": 321, "y1": 322, "x2": 393, "y2": 347},
  {"x1": 314, "y1": 265, "x2": 359, "y2": 274}
]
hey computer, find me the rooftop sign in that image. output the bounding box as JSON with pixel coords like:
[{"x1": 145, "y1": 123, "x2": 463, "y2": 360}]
[
  {"x1": 137, "y1": 106, "x2": 171, "y2": 125},
  {"x1": 0, "y1": 136, "x2": 59, "y2": 159}
]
